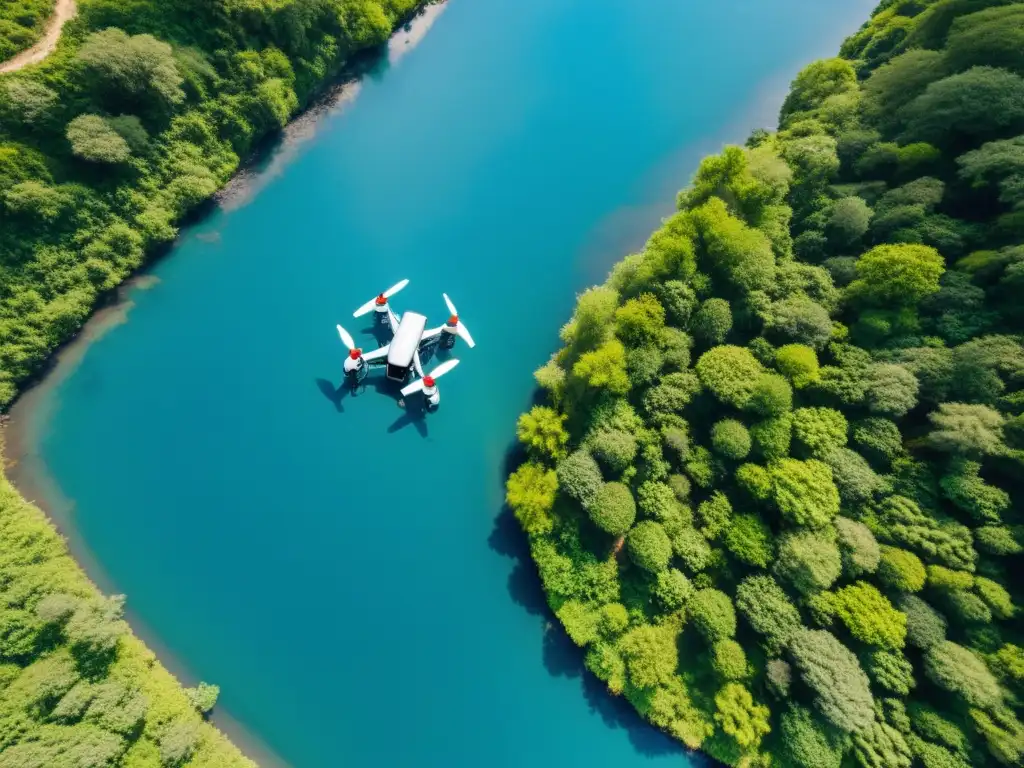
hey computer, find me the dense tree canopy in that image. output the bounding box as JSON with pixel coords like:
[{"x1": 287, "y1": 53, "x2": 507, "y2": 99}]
[{"x1": 504, "y1": 1, "x2": 1024, "y2": 764}]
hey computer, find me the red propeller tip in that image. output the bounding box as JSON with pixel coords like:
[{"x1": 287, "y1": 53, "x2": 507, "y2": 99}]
[
  {"x1": 447, "y1": 314, "x2": 458, "y2": 326},
  {"x1": 375, "y1": 294, "x2": 387, "y2": 306},
  {"x1": 423, "y1": 376, "x2": 436, "y2": 387},
  {"x1": 349, "y1": 348, "x2": 361, "y2": 359}
]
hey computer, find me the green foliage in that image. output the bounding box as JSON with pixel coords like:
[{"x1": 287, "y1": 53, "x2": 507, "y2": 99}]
[
  {"x1": 710, "y1": 419, "x2": 751, "y2": 460},
  {"x1": 775, "y1": 344, "x2": 820, "y2": 389},
  {"x1": 65, "y1": 115, "x2": 132, "y2": 164},
  {"x1": 851, "y1": 716, "x2": 912, "y2": 768},
  {"x1": 789, "y1": 628, "x2": 875, "y2": 733},
  {"x1": 848, "y1": 244, "x2": 945, "y2": 308},
  {"x1": 653, "y1": 569, "x2": 693, "y2": 612},
  {"x1": 867, "y1": 650, "x2": 915, "y2": 695},
  {"x1": 835, "y1": 517, "x2": 880, "y2": 578},
  {"x1": 587, "y1": 482, "x2": 636, "y2": 537},
  {"x1": 877, "y1": 496, "x2": 977, "y2": 572},
  {"x1": 747, "y1": 372, "x2": 793, "y2": 417},
  {"x1": 506, "y1": 462, "x2": 558, "y2": 536},
  {"x1": 696, "y1": 491, "x2": 733, "y2": 541},
  {"x1": 713, "y1": 683, "x2": 770, "y2": 752},
  {"x1": 573, "y1": 339, "x2": 631, "y2": 395},
  {"x1": 775, "y1": 529, "x2": 842, "y2": 595},
  {"x1": 792, "y1": 407, "x2": 848, "y2": 457},
  {"x1": 852, "y1": 418, "x2": 903, "y2": 465},
  {"x1": 924, "y1": 641, "x2": 1003, "y2": 709},
  {"x1": 770, "y1": 458, "x2": 840, "y2": 529},
  {"x1": 556, "y1": 450, "x2": 603, "y2": 508},
  {"x1": 735, "y1": 463, "x2": 772, "y2": 501},
  {"x1": 689, "y1": 589, "x2": 736, "y2": 644},
  {"x1": 695, "y1": 345, "x2": 765, "y2": 409},
  {"x1": 692, "y1": 298, "x2": 733, "y2": 346},
  {"x1": 724, "y1": 514, "x2": 773, "y2": 568},
  {"x1": 627, "y1": 521, "x2": 673, "y2": 573},
  {"x1": 940, "y1": 459, "x2": 1009, "y2": 523},
  {"x1": 826, "y1": 582, "x2": 907, "y2": 650},
  {"x1": 712, "y1": 638, "x2": 749, "y2": 682},
  {"x1": 927, "y1": 403, "x2": 1005, "y2": 455},
  {"x1": 517, "y1": 406, "x2": 569, "y2": 460},
  {"x1": 877, "y1": 546, "x2": 926, "y2": 593},
  {"x1": 616, "y1": 293, "x2": 666, "y2": 346},
  {"x1": 735, "y1": 575, "x2": 801, "y2": 655},
  {"x1": 750, "y1": 414, "x2": 792, "y2": 461}
]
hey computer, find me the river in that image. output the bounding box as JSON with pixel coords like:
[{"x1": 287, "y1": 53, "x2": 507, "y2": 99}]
[{"x1": 10, "y1": 1, "x2": 875, "y2": 765}]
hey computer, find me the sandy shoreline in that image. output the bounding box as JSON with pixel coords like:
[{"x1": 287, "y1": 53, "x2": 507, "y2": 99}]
[{"x1": 1, "y1": 4, "x2": 448, "y2": 766}]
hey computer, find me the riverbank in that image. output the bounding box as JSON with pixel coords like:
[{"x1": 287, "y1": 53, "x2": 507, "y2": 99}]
[{"x1": 0, "y1": 3, "x2": 447, "y2": 765}]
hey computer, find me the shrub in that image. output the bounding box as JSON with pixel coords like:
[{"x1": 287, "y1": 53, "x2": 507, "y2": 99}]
[
  {"x1": 589, "y1": 429, "x2": 638, "y2": 474},
  {"x1": 615, "y1": 293, "x2": 666, "y2": 346},
  {"x1": 766, "y1": 659, "x2": 792, "y2": 698},
  {"x1": 776, "y1": 344, "x2": 820, "y2": 388},
  {"x1": 697, "y1": 491, "x2": 733, "y2": 541},
  {"x1": 852, "y1": 417, "x2": 903, "y2": 465},
  {"x1": 626, "y1": 521, "x2": 673, "y2": 573},
  {"x1": 671, "y1": 526, "x2": 713, "y2": 573},
  {"x1": 66, "y1": 115, "x2": 132, "y2": 163},
  {"x1": 588, "y1": 483, "x2": 636, "y2": 536},
  {"x1": 974, "y1": 577, "x2": 1014, "y2": 621},
  {"x1": 710, "y1": 419, "x2": 751, "y2": 460},
  {"x1": 827, "y1": 582, "x2": 907, "y2": 651},
  {"x1": 867, "y1": 650, "x2": 915, "y2": 696},
  {"x1": 689, "y1": 588, "x2": 737, "y2": 643},
  {"x1": 824, "y1": 447, "x2": 886, "y2": 504},
  {"x1": 714, "y1": 683, "x2": 771, "y2": 752},
  {"x1": 779, "y1": 705, "x2": 844, "y2": 768},
  {"x1": 877, "y1": 547, "x2": 926, "y2": 593}
]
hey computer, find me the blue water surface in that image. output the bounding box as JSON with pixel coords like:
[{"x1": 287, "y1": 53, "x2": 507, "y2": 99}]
[{"x1": 30, "y1": 1, "x2": 874, "y2": 765}]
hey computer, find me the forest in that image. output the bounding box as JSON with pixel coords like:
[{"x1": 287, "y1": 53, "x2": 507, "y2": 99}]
[
  {"x1": 507, "y1": 1, "x2": 1024, "y2": 766},
  {"x1": 0, "y1": 0, "x2": 425, "y2": 764},
  {"x1": 0, "y1": 0, "x2": 426, "y2": 409}
]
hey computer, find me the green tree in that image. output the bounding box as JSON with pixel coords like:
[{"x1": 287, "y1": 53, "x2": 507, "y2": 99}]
[
  {"x1": 770, "y1": 458, "x2": 840, "y2": 529},
  {"x1": 788, "y1": 628, "x2": 874, "y2": 733},
  {"x1": 747, "y1": 372, "x2": 793, "y2": 416},
  {"x1": 78, "y1": 28, "x2": 185, "y2": 106},
  {"x1": 627, "y1": 521, "x2": 673, "y2": 573},
  {"x1": 689, "y1": 588, "x2": 737, "y2": 643},
  {"x1": 506, "y1": 462, "x2": 558, "y2": 536},
  {"x1": 710, "y1": 419, "x2": 751, "y2": 460},
  {"x1": 66, "y1": 115, "x2": 132, "y2": 163},
  {"x1": 696, "y1": 491, "x2": 733, "y2": 541},
  {"x1": 653, "y1": 569, "x2": 693, "y2": 611},
  {"x1": 865, "y1": 364, "x2": 919, "y2": 418},
  {"x1": 867, "y1": 650, "x2": 915, "y2": 696},
  {"x1": 735, "y1": 575, "x2": 802, "y2": 655},
  {"x1": 851, "y1": 716, "x2": 912, "y2": 768},
  {"x1": 517, "y1": 406, "x2": 569, "y2": 460},
  {"x1": 617, "y1": 624, "x2": 679, "y2": 689},
  {"x1": 775, "y1": 529, "x2": 842, "y2": 595},
  {"x1": 572, "y1": 339, "x2": 631, "y2": 395},
  {"x1": 712, "y1": 640, "x2": 749, "y2": 681},
  {"x1": 764, "y1": 295, "x2": 834, "y2": 350},
  {"x1": 792, "y1": 407, "x2": 848, "y2": 457},
  {"x1": 878, "y1": 547, "x2": 926, "y2": 593},
  {"x1": 826, "y1": 582, "x2": 907, "y2": 651},
  {"x1": 924, "y1": 641, "x2": 1002, "y2": 709},
  {"x1": 781, "y1": 58, "x2": 858, "y2": 122},
  {"x1": 615, "y1": 293, "x2": 666, "y2": 346},
  {"x1": 724, "y1": 514, "x2": 773, "y2": 568},
  {"x1": 695, "y1": 345, "x2": 765, "y2": 409},
  {"x1": 927, "y1": 403, "x2": 1005, "y2": 455},
  {"x1": 944, "y1": 5, "x2": 1024, "y2": 77},
  {"x1": 184, "y1": 682, "x2": 219, "y2": 715},
  {"x1": 556, "y1": 450, "x2": 603, "y2": 508},
  {"x1": 899, "y1": 66, "x2": 1024, "y2": 147},
  {"x1": 714, "y1": 683, "x2": 770, "y2": 751},
  {"x1": 775, "y1": 344, "x2": 820, "y2": 389},
  {"x1": 692, "y1": 298, "x2": 733, "y2": 346},
  {"x1": 827, "y1": 196, "x2": 872, "y2": 248},
  {"x1": 835, "y1": 517, "x2": 880, "y2": 578},
  {"x1": 848, "y1": 244, "x2": 944, "y2": 308},
  {"x1": 779, "y1": 704, "x2": 844, "y2": 768},
  {"x1": 751, "y1": 414, "x2": 793, "y2": 461},
  {"x1": 588, "y1": 482, "x2": 636, "y2": 537}
]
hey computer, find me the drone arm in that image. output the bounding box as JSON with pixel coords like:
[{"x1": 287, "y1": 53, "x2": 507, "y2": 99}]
[
  {"x1": 361, "y1": 345, "x2": 390, "y2": 364},
  {"x1": 420, "y1": 326, "x2": 444, "y2": 344}
]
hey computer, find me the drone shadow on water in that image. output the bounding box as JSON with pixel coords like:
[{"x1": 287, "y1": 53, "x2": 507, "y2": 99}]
[{"x1": 313, "y1": 375, "x2": 430, "y2": 438}]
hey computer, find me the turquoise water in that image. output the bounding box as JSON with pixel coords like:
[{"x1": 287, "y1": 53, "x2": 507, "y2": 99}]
[{"x1": 25, "y1": 1, "x2": 874, "y2": 765}]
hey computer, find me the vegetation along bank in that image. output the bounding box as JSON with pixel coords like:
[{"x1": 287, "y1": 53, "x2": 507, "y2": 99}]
[
  {"x1": 0, "y1": 0, "x2": 58, "y2": 61},
  {"x1": 1, "y1": 0, "x2": 430, "y2": 764},
  {"x1": 507, "y1": 1, "x2": 1024, "y2": 766}
]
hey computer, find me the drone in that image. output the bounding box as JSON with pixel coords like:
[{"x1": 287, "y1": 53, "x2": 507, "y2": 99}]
[{"x1": 335, "y1": 279, "x2": 475, "y2": 409}]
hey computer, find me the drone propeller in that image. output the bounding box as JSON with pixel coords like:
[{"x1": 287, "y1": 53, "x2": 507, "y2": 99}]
[
  {"x1": 353, "y1": 278, "x2": 409, "y2": 318},
  {"x1": 442, "y1": 293, "x2": 476, "y2": 348},
  {"x1": 401, "y1": 358, "x2": 460, "y2": 397},
  {"x1": 337, "y1": 324, "x2": 363, "y2": 371}
]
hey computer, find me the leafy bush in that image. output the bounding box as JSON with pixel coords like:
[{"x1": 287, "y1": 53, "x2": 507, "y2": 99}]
[
  {"x1": 710, "y1": 419, "x2": 751, "y2": 460},
  {"x1": 689, "y1": 589, "x2": 737, "y2": 644},
  {"x1": 588, "y1": 482, "x2": 636, "y2": 536},
  {"x1": 626, "y1": 521, "x2": 673, "y2": 572}
]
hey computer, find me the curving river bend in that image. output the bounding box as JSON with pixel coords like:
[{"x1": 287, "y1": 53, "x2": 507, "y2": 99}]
[{"x1": 13, "y1": 1, "x2": 874, "y2": 765}]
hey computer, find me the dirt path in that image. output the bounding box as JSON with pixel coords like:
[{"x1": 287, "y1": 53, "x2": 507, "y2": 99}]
[{"x1": 0, "y1": 0, "x2": 77, "y2": 75}]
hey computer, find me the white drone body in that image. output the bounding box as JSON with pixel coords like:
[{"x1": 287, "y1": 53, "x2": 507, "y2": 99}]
[{"x1": 336, "y1": 279, "x2": 474, "y2": 408}]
